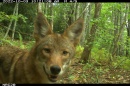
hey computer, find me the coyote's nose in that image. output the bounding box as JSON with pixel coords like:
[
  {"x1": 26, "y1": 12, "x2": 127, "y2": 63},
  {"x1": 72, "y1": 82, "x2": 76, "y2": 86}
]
[{"x1": 50, "y1": 65, "x2": 61, "y2": 75}]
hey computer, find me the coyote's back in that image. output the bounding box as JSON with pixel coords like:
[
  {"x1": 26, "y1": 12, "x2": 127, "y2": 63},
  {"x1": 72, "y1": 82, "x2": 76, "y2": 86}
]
[{"x1": 0, "y1": 12, "x2": 84, "y2": 84}]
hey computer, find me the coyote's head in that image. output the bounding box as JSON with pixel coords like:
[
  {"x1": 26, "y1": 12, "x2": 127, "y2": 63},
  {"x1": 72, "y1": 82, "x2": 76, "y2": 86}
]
[{"x1": 33, "y1": 12, "x2": 84, "y2": 83}]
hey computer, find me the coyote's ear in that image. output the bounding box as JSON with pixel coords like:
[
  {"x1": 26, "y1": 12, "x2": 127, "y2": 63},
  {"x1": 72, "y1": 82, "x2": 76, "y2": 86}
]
[
  {"x1": 34, "y1": 12, "x2": 53, "y2": 42},
  {"x1": 63, "y1": 18, "x2": 84, "y2": 46}
]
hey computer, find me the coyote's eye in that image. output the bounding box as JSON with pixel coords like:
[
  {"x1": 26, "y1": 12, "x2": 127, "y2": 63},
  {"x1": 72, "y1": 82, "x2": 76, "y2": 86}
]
[
  {"x1": 62, "y1": 51, "x2": 69, "y2": 56},
  {"x1": 43, "y1": 48, "x2": 51, "y2": 53}
]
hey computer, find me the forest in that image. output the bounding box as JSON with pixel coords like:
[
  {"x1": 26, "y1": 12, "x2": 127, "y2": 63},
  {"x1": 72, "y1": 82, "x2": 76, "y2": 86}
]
[{"x1": 0, "y1": 3, "x2": 130, "y2": 83}]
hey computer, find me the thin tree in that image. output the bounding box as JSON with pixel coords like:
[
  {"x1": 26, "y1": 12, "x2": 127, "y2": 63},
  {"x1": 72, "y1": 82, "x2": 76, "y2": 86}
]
[
  {"x1": 4, "y1": 4, "x2": 17, "y2": 39},
  {"x1": 126, "y1": 3, "x2": 130, "y2": 57},
  {"x1": 12, "y1": 3, "x2": 19, "y2": 41},
  {"x1": 49, "y1": 3, "x2": 53, "y2": 29},
  {"x1": 112, "y1": 3, "x2": 128, "y2": 57},
  {"x1": 81, "y1": 3, "x2": 102, "y2": 63},
  {"x1": 80, "y1": 3, "x2": 90, "y2": 45}
]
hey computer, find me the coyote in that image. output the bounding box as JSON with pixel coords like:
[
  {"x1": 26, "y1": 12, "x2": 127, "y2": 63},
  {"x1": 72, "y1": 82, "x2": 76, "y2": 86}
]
[{"x1": 0, "y1": 12, "x2": 84, "y2": 84}]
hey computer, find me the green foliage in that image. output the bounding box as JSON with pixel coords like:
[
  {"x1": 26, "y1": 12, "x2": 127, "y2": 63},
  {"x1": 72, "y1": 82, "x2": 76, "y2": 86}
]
[
  {"x1": 53, "y1": 3, "x2": 75, "y2": 33},
  {"x1": 94, "y1": 3, "x2": 114, "y2": 50},
  {"x1": 91, "y1": 47, "x2": 110, "y2": 65},
  {"x1": 0, "y1": 39, "x2": 13, "y2": 46},
  {"x1": 112, "y1": 56, "x2": 130, "y2": 70},
  {"x1": 18, "y1": 33, "x2": 24, "y2": 49},
  {"x1": 122, "y1": 59, "x2": 130, "y2": 70},
  {"x1": 18, "y1": 14, "x2": 28, "y2": 23},
  {"x1": 75, "y1": 45, "x2": 84, "y2": 58},
  {"x1": 0, "y1": 12, "x2": 10, "y2": 22},
  {"x1": 0, "y1": 3, "x2": 37, "y2": 40},
  {"x1": 25, "y1": 41, "x2": 35, "y2": 50},
  {"x1": 0, "y1": 36, "x2": 35, "y2": 51}
]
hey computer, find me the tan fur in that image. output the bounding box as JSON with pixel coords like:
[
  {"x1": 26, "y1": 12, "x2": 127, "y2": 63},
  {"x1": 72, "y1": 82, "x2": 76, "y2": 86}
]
[{"x1": 0, "y1": 12, "x2": 84, "y2": 84}]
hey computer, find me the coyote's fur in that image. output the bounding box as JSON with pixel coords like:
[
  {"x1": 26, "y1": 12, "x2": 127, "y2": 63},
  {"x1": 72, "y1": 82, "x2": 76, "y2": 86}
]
[{"x1": 0, "y1": 12, "x2": 84, "y2": 84}]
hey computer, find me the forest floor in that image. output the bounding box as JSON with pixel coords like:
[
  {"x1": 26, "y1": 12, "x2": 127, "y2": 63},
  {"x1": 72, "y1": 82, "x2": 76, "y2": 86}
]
[
  {"x1": 58, "y1": 57, "x2": 130, "y2": 84},
  {"x1": 1, "y1": 41, "x2": 129, "y2": 84}
]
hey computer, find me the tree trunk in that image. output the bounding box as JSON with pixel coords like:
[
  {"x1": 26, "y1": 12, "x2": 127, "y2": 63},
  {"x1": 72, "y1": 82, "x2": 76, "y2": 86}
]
[
  {"x1": 44, "y1": 3, "x2": 48, "y2": 15},
  {"x1": 112, "y1": 3, "x2": 128, "y2": 57},
  {"x1": 37, "y1": 2, "x2": 42, "y2": 12},
  {"x1": 4, "y1": 4, "x2": 17, "y2": 39},
  {"x1": 12, "y1": 3, "x2": 19, "y2": 41},
  {"x1": 118, "y1": 4, "x2": 125, "y2": 56},
  {"x1": 49, "y1": 3, "x2": 53, "y2": 29},
  {"x1": 67, "y1": 3, "x2": 75, "y2": 26},
  {"x1": 81, "y1": 3, "x2": 102, "y2": 63},
  {"x1": 75, "y1": 3, "x2": 80, "y2": 20},
  {"x1": 126, "y1": 3, "x2": 130, "y2": 57},
  {"x1": 80, "y1": 3, "x2": 90, "y2": 45},
  {"x1": 86, "y1": 4, "x2": 92, "y2": 40},
  {"x1": 111, "y1": 5, "x2": 119, "y2": 56}
]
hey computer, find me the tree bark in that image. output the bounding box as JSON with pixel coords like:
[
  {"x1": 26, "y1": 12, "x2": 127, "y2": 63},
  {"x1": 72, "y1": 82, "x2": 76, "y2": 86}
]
[
  {"x1": 80, "y1": 3, "x2": 90, "y2": 46},
  {"x1": 67, "y1": 3, "x2": 75, "y2": 26},
  {"x1": 4, "y1": 4, "x2": 17, "y2": 39},
  {"x1": 37, "y1": 2, "x2": 42, "y2": 12},
  {"x1": 112, "y1": 3, "x2": 128, "y2": 57},
  {"x1": 112, "y1": 5, "x2": 119, "y2": 56},
  {"x1": 126, "y1": 3, "x2": 130, "y2": 57},
  {"x1": 118, "y1": 4, "x2": 125, "y2": 56},
  {"x1": 49, "y1": 3, "x2": 53, "y2": 29},
  {"x1": 81, "y1": 3, "x2": 102, "y2": 63},
  {"x1": 12, "y1": 3, "x2": 19, "y2": 41},
  {"x1": 75, "y1": 3, "x2": 80, "y2": 20}
]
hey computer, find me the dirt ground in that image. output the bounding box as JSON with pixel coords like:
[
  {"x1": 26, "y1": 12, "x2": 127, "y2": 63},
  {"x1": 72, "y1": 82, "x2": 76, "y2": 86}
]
[{"x1": 58, "y1": 58, "x2": 130, "y2": 84}]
